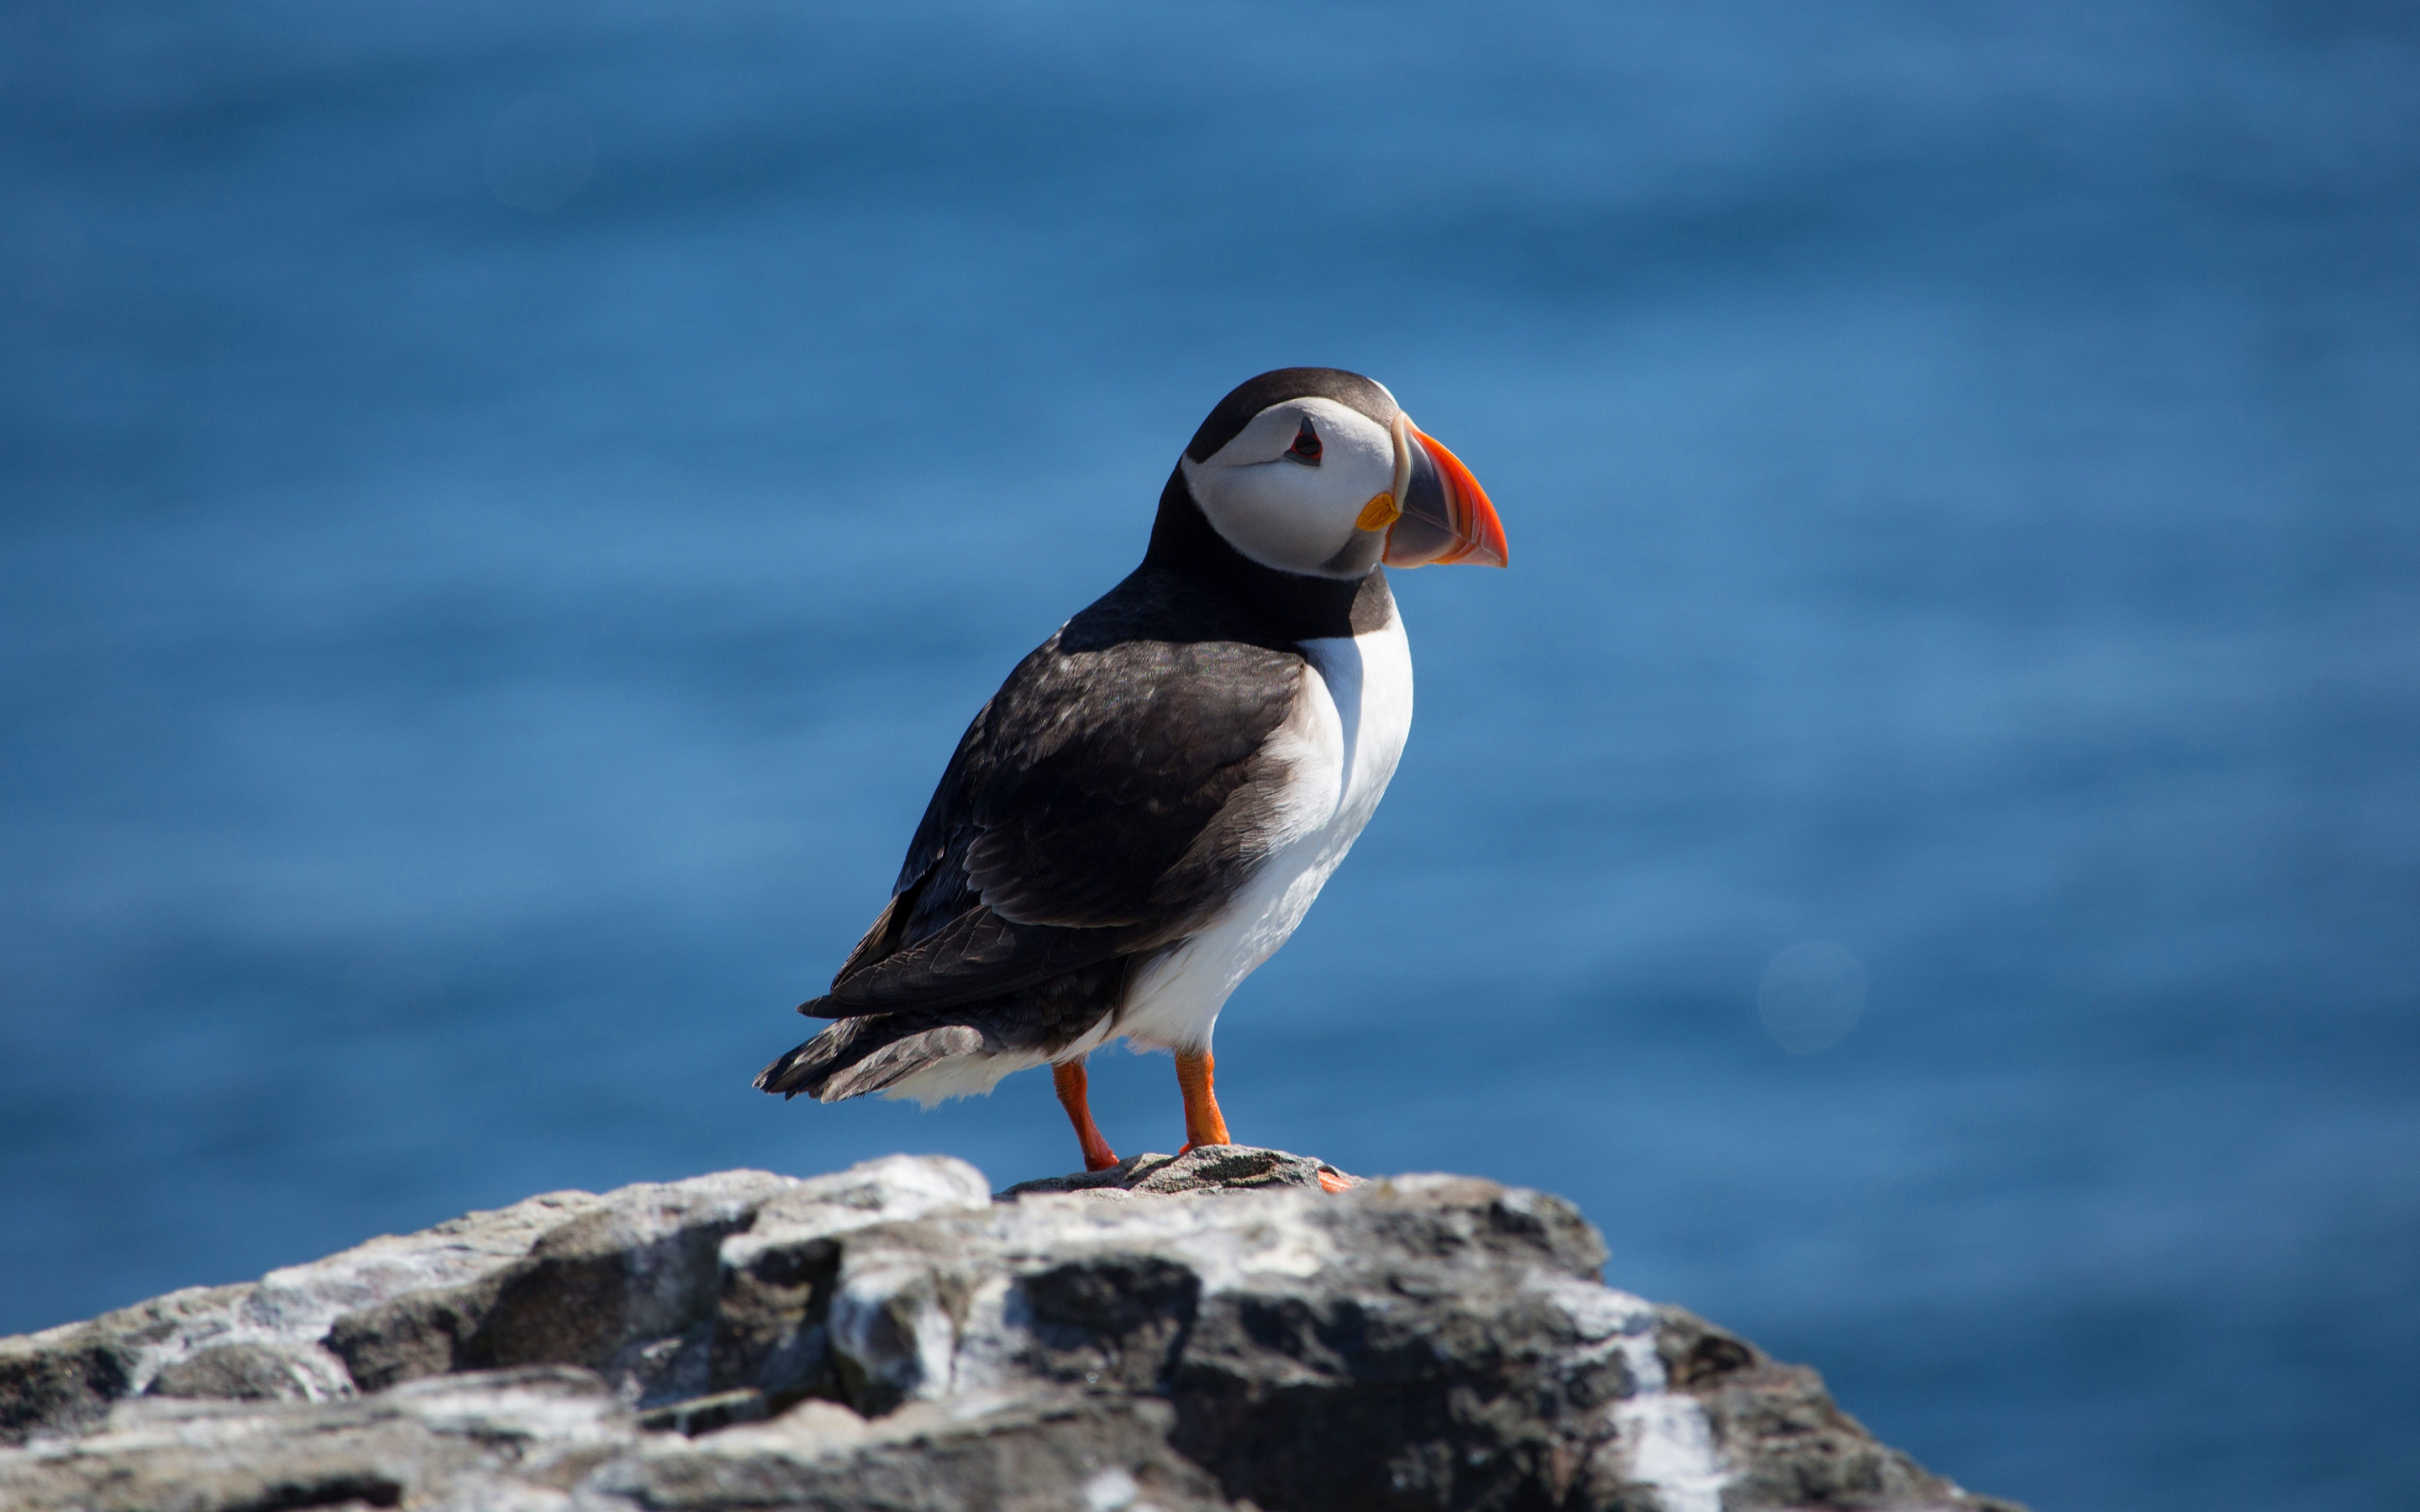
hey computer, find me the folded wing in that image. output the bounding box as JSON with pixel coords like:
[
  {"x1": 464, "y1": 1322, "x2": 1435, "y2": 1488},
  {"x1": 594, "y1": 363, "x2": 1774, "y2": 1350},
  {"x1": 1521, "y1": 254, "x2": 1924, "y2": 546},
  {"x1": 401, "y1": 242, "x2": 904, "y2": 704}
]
[{"x1": 804, "y1": 622, "x2": 1303, "y2": 1020}]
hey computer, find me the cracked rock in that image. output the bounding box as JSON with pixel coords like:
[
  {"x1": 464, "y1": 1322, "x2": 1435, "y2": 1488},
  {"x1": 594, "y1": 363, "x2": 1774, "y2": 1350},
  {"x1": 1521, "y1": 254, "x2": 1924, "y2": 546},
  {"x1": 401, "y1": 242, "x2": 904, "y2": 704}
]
[{"x1": 0, "y1": 1148, "x2": 2023, "y2": 1512}]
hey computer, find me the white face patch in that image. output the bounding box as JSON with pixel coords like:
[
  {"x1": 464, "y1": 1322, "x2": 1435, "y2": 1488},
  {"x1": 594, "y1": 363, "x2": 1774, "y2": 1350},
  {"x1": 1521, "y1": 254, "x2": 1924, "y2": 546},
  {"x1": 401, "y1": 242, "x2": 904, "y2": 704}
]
[{"x1": 1178, "y1": 396, "x2": 1400, "y2": 578}]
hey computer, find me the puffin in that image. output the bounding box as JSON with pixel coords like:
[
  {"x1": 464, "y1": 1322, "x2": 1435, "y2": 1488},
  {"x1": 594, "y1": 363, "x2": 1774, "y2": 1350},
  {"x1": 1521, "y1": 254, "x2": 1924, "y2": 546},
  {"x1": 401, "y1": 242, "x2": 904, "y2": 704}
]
[{"x1": 756, "y1": 368, "x2": 1507, "y2": 1178}]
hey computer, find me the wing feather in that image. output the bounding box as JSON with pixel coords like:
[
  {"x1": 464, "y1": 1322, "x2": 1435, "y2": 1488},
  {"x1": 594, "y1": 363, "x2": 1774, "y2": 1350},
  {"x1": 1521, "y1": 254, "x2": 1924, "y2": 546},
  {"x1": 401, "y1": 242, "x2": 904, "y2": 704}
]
[{"x1": 803, "y1": 575, "x2": 1303, "y2": 1020}]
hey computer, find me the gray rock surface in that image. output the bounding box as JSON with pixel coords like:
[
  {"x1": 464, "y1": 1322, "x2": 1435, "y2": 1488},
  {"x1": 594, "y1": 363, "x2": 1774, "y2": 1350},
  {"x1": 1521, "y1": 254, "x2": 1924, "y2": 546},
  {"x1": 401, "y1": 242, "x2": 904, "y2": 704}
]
[
  {"x1": 1002, "y1": 1145, "x2": 1355, "y2": 1200},
  {"x1": 0, "y1": 1147, "x2": 2023, "y2": 1511}
]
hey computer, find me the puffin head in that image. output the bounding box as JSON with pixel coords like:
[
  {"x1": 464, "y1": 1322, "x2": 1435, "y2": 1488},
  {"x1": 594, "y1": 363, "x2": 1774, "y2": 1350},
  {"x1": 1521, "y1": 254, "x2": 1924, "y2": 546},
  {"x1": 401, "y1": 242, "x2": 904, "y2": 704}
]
[{"x1": 1175, "y1": 368, "x2": 1508, "y2": 580}]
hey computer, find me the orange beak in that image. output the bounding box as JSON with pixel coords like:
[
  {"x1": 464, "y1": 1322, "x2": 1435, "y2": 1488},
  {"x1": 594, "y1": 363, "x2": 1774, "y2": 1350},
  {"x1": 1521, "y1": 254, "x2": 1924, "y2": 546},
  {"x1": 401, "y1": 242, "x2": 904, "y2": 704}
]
[{"x1": 1374, "y1": 415, "x2": 1508, "y2": 569}]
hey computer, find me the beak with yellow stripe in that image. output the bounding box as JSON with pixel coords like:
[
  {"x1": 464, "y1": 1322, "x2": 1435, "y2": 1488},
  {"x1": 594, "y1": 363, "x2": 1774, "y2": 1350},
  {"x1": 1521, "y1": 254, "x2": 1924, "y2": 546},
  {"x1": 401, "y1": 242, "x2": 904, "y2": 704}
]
[{"x1": 1359, "y1": 415, "x2": 1510, "y2": 569}]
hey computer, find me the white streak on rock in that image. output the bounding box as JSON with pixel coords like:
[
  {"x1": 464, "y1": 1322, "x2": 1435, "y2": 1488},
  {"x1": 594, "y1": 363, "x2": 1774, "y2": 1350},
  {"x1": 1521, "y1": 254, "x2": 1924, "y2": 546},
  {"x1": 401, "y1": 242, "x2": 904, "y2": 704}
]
[
  {"x1": 720, "y1": 1155, "x2": 989, "y2": 1273},
  {"x1": 826, "y1": 1262, "x2": 961, "y2": 1405},
  {"x1": 1612, "y1": 1325, "x2": 1732, "y2": 1512}
]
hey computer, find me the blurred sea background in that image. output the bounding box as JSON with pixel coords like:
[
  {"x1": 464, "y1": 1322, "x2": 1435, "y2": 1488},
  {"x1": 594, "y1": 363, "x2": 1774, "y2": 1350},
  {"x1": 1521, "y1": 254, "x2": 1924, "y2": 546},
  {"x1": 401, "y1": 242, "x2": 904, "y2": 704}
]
[{"x1": 5, "y1": 3, "x2": 2417, "y2": 1506}]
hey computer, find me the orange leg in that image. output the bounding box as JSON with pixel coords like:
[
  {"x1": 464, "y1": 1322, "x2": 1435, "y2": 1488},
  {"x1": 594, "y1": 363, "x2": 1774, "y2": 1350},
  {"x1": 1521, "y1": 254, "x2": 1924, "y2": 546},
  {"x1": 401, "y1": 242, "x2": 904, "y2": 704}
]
[
  {"x1": 1175, "y1": 1049, "x2": 1232, "y2": 1153},
  {"x1": 1053, "y1": 1058, "x2": 1121, "y2": 1173}
]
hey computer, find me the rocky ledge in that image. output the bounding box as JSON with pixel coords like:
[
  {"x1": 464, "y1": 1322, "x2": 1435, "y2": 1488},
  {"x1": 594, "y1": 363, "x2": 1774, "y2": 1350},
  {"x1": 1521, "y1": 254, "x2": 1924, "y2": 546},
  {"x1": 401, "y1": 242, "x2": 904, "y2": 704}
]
[{"x1": 0, "y1": 1147, "x2": 2019, "y2": 1511}]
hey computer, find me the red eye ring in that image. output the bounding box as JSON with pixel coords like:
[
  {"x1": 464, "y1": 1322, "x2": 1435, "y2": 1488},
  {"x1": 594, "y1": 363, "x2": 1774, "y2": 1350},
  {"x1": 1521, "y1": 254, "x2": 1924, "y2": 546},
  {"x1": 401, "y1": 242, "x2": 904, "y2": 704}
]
[{"x1": 1287, "y1": 418, "x2": 1322, "y2": 463}]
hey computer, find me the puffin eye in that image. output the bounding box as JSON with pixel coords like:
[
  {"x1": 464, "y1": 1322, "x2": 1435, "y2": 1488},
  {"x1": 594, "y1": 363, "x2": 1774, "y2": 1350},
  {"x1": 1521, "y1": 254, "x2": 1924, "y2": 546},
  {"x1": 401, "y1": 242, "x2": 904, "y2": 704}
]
[{"x1": 1286, "y1": 418, "x2": 1323, "y2": 465}]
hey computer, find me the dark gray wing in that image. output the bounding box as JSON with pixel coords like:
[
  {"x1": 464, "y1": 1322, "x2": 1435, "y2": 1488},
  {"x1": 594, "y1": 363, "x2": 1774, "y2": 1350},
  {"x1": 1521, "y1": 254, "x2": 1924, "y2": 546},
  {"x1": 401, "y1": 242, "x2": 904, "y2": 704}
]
[{"x1": 806, "y1": 591, "x2": 1304, "y2": 1019}]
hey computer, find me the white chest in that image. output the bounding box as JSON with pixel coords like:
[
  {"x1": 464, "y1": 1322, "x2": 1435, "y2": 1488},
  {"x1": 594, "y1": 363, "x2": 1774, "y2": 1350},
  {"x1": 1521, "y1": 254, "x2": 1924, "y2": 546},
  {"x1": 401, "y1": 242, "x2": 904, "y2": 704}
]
[{"x1": 1113, "y1": 613, "x2": 1415, "y2": 1051}]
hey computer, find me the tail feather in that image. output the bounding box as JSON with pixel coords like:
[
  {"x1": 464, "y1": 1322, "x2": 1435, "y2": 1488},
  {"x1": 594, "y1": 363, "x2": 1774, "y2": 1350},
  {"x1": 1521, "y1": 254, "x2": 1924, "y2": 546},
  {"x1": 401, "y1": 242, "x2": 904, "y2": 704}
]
[
  {"x1": 754, "y1": 1016, "x2": 984, "y2": 1102},
  {"x1": 818, "y1": 1026, "x2": 985, "y2": 1100},
  {"x1": 758, "y1": 957, "x2": 1129, "y2": 1105}
]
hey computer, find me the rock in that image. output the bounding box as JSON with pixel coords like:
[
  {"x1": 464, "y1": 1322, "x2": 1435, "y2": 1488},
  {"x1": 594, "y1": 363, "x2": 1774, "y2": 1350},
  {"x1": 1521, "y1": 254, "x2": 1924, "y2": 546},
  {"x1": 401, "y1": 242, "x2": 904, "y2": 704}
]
[
  {"x1": 606, "y1": 1389, "x2": 1236, "y2": 1512},
  {"x1": 0, "y1": 1159, "x2": 992, "y2": 1448},
  {"x1": 323, "y1": 1168, "x2": 807, "y2": 1401},
  {"x1": 636, "y1": 1387, "x2": 770, "y2": 1437},
  {"x1": 0, "y1": 1147, "x2": 2024, "y2": 1512},
  {"x1": 0, "y1": 1366, "x2": 631, "y2": 1512},
  {"x1": 143, "y1": 1341, "x2": 334, "y2": 1404},
  {"x1": 2, "y1": 1185, "x2": 620, "y2": 1442},
  {"x1": 1649, "y1": 1308, "x2": 2004, "y2": 1511},
  {"x1": 704, "y1": 1154, "x2": 996, "y2": 1415},
  {"x1": 1002, "y1": 1145, "x2": 1356, "y2": 1200}
]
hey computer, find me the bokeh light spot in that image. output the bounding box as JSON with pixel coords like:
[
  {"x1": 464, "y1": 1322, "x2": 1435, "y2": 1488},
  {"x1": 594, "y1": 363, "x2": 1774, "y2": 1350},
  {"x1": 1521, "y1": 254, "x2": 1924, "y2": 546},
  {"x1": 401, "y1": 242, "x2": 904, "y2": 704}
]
[{"x1": 1757, "y1": 941, "x2": 1867, "y2": 1055}]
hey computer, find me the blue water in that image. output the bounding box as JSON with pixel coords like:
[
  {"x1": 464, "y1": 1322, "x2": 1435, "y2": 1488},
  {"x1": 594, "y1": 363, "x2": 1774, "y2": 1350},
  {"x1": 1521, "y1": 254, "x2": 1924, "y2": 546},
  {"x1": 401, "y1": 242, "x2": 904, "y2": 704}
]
[{"x1": 5, "y1": 3, "x2": 2417, "y2": 1506}]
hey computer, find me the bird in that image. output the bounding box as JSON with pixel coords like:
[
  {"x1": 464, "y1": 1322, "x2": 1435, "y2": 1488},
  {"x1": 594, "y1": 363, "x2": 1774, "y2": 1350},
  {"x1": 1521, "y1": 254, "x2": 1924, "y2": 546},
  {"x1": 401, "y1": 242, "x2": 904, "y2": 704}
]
[{"x1": 755, "y1": 368, "x2": 1507, "y2": 1179}]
